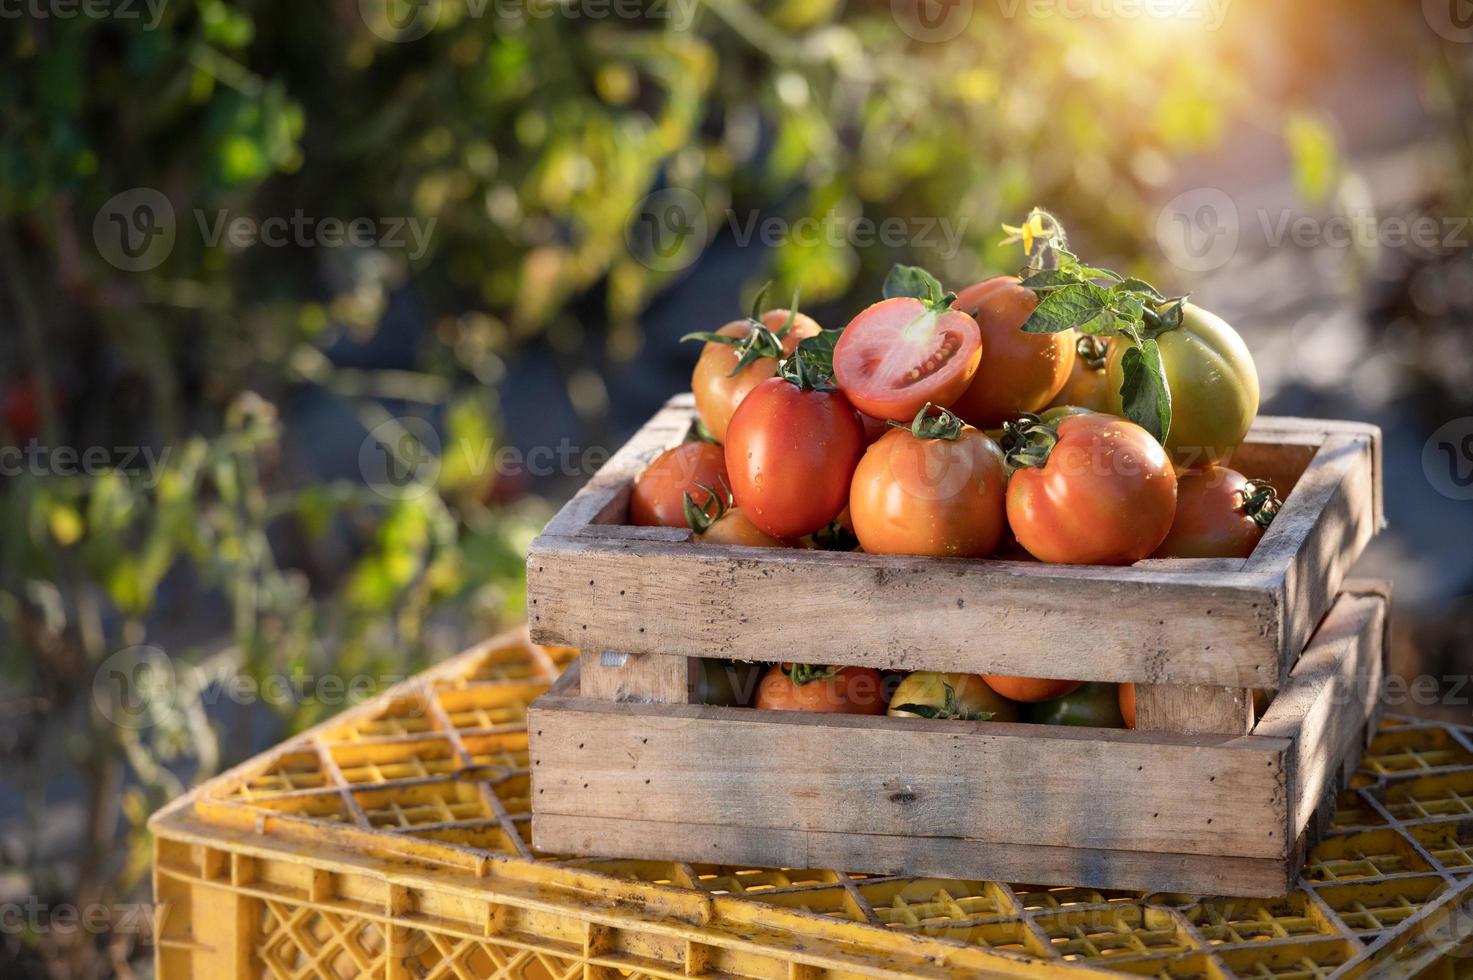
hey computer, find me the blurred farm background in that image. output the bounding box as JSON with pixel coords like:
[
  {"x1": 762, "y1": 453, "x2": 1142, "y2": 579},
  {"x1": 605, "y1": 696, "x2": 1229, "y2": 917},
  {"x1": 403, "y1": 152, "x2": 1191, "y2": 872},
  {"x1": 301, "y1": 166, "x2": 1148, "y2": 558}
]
[{"x1": 3, "y1": 0, "x2": 1473, "y2": 974}]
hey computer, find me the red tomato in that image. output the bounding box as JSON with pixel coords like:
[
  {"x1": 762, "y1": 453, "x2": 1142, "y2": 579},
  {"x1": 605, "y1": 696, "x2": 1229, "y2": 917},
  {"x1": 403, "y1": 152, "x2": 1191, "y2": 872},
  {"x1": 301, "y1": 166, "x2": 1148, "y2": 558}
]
[
  {"x1": 691, "y1": 310, "x2": 822, "y2": 443},
  {"x1": 849, "y1": 409, "x2": 1007, "y2": 558},
  {"x1": 833, "y1": 297, "x2": 982, "y2": 422},
  {"x1": 1006, "y1": 414, "x2": 1177, "y2": 565},
  {"x1": 725, "y1": 377, "x2": 865, "y2": 539},
  {"x1": 629, "y1": 442, "x2": 729, "y2": 528},
  {"x1": 950, "y1": 277, "x2": 1075, "y2": 428},
  {"x1": 755, "y1": 665, "x2": 887, "y2": 714},
  {"x1": 1152, "y1": 467, "x2": 1280, "y2": 559},
  {"x1": 980, "y1": 676, "x2": 1084, "y2": 703}
]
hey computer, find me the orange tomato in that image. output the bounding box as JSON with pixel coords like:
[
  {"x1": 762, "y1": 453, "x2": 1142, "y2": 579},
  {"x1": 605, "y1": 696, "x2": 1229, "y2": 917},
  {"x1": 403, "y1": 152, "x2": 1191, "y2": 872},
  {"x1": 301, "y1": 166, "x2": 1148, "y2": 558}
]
[
  {"x1": 629, "y1": 441, "x2": 728, "y2": 528},
  {"x1": 691, "y1": 309, "x2": 822, "y2": 443},
  {"x1": 1119, "y1": 683, "x2": 1137, "y2": 729},
  {"x1": 849, "y1": 412, "x2": 1007, "y2": 559},
  {"x1": 1006, "y1": 414, "x2": 1178, "y2": 565},
  {"x1": 949, "y1": 277, "x2": 1075, "y2": 428},
  {"x1": 755, "y1": 665, "x2": 887, "y2": 714},
  {"x1": 980, "y1": 676, "x2": 1084, "y2": 703}
]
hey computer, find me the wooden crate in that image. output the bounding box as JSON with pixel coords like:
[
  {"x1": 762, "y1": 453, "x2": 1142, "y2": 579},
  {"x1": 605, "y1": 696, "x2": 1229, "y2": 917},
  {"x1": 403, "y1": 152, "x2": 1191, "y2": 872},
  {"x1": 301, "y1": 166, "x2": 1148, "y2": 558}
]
[
  {"x1": 529, "y1": 585, "x2": 1389, "y2": 898},
  {"x1": 526, "y1": 394, "x2": 1383, "y2": 734}
]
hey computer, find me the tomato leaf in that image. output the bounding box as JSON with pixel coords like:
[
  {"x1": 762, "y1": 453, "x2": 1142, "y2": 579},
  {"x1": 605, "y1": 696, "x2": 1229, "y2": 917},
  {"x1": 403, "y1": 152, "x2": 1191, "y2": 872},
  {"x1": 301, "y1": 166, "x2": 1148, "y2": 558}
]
[
  {"x1": 1020, "y1": 282, "x2": 1118, "y2": 335},
  {"x1": 1119, "y1": 339, "x2": 1173, "y2": 444},
  {"x1": 883, "y1": 264, "x2": 946, "y2": 304},
  {"x1": 1114, "y1": 277, "x2": 1165, "y2": 301}
]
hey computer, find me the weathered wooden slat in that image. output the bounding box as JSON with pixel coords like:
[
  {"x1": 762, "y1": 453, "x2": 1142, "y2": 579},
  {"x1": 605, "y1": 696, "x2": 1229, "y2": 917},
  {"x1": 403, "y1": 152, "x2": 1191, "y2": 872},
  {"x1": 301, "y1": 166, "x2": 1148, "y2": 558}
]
[
  {"x1": 1134, "y1": 684, "x2": 1257, "y2": 735},
  {"x1": 533, "y1": 814, "x2": 1302, "y2": 897},
  {"x1": 528, "y1": 589, "x2": 1388, "y2": 896}
]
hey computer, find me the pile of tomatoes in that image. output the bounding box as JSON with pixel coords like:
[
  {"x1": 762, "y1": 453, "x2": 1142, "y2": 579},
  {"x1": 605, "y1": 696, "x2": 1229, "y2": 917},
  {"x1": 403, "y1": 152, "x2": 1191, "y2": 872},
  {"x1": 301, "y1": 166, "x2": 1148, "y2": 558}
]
[{"x1": 627, "y1": 223, "x2": 1280, "y2": 728}]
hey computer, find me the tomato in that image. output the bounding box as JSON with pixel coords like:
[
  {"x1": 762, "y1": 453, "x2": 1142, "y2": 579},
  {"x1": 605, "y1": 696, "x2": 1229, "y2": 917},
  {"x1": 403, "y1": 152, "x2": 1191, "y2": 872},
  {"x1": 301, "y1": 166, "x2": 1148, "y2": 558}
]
[
  {"x1": 1105, "y1": 304, "x2": 1260, "y2": 468},
  {"x1": 725, "y1": 377, "x2": 866, "y2": 539},
  {"x1": 980, "y1": 675, "x2": 1083, "y2": 703},
  {"x1": 949, "y1": 277, "x2": 1075, "y2": 428},
  {"x1": 629, "y1": 441, "x2": 729, "y2": 528},
  {"x1": 833, "y1": 297, "x2": 982, "y2": 422},
  {"x1": 849, "y1": 406, "x2": 1007, "y2": 559},
  {"x1": 697, "y1": 507, "x2": 787, "y2": 548},
  {"x1": 888, "y1": 673, "x2": 1020, "y2": 722},
  {"x1": 690, "y1": 309, "x2": 822, "y2": 443},
  {"x1": 1050, "y1": 336, "x2": 1114, "y2": 413},
  {"x1": 1119, "y1": 683, "x2": 1136, "y2": 729},
  {"x1": 755, "y1": 664, "x2": 887, "y2": 714},
  {"x1": 1005, "y1": 413, "x2": 1178, "y2": 565},
  {"x1": 698, "y1": 659, "x2": 765, "y2": 707},
  {"x1": 1152, "y1": 466, "x2": 1281, "y2": 559},
  {"x1": 1025, "y1": 683, "x2": 1125, "y2": 728}
]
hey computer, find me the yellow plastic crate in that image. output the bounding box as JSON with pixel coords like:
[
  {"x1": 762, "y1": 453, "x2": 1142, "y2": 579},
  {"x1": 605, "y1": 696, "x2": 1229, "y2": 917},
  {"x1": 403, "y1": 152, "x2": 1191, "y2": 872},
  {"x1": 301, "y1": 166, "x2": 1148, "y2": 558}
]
[{"x1": 151, "y1": 628, "x2": 1473, "y2": 978}]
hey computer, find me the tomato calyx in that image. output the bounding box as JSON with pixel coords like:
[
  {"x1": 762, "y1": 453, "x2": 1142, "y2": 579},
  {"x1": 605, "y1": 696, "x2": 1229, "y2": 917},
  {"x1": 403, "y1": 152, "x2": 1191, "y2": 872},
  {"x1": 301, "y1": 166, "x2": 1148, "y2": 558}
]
[
  {"x1": 1076, "y1": 334, "x2": 1109, "y2": 373},
  {"x1": 783, "y1": 663, "x2": 842, "y2": 686},
  {"x1": 892, "y1": 681, "x2": 995, "y2": 721},
  {"x1": 681, "y1": 283, "x2": 803, "y2": 377},
  {"x1": 1238, "y1": 479, "x2": 1283, "y2": 528},
  {"x1": 999, "y1": 413, "x2": 1060, "y2": 470},
  {"x1": 887, "y1": 402, "x2": 965, "y2": 442},
  {"x1": 683, "y1": 478, "x2": 733, "y2": 534},
  {"x1": 882, "y1": 264, "x2": 957, "y2": 313},
  {"x1": 776, "y1": 329, "x2": 842, "y2": 392}
]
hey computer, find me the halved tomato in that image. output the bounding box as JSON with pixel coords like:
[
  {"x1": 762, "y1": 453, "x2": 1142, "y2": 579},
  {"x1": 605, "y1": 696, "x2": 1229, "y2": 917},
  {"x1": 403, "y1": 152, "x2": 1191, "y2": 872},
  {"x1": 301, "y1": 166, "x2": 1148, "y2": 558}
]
[{"x1": 833, "y1": 294, "x2": 982, "y2": 422}]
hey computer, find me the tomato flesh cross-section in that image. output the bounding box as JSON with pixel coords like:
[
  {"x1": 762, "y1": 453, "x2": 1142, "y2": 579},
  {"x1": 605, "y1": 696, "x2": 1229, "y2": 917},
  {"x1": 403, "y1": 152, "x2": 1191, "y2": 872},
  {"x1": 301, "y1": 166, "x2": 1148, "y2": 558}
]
[{"x1": 833, "y1": 297, "x2": 983, "y2": 421}]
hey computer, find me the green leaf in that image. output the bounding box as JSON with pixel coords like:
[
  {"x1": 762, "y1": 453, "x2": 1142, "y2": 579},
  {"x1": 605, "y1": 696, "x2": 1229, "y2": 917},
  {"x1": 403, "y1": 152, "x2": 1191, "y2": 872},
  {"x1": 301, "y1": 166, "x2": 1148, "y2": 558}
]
[
  {"x1": 1119, "y1": 339, "x2": 1173, "y2": 444},
  {"x1": 1114, "y1": 277, "x2": 1165, "y2": 301},
  {"x1": 883, "y1": 265, "x2": 945, "y2": 304},
  {"x1": 1020, "y1": 283, "x2": 1118, "y2": 335},
  {"x1": 1018, "y1": 269, "x2": 1086, "y2": 293},
  {"x1": 1286, "y1": 112, "x2": 1338, "y2": 205}
]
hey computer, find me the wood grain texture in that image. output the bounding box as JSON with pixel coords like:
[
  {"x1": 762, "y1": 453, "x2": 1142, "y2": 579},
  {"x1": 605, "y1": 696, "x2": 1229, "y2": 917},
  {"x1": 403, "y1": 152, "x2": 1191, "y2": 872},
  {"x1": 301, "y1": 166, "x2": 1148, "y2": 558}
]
[
  {"x1": 577, "y1": 651, "x2": 693, "y2": 703},
  {"x1": 527, "y1": 399, "x2": 1383, "y2": 694},
  {"x1": 529, "y1": 539, "x2": 1280, "y2": 686},
  {"x1": 1134, "y1": 684, "x2": 1256, "y2": 735},
  {"x1": 528, "y1": 589, "x2": 1387, "y2": 896},
  {"x1": 532, "y1": 814, "x2": 1299, "y2": 898},
  {"x1": 531, "y1": 696, "x2": 1292, "y2": 859}
]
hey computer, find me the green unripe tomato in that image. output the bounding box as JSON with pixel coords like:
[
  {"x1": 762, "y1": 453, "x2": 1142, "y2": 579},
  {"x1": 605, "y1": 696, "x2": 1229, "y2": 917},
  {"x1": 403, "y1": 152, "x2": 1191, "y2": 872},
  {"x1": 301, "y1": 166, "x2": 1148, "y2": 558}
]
[
  {"x1": 1023, "y1": 682, "x2": 1125, "y2": 728},
  {"x1": 1106, "y1": 304, "x2": 1260, "y2": 468}
]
